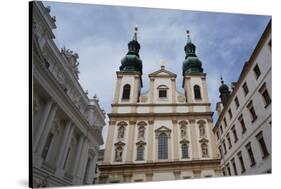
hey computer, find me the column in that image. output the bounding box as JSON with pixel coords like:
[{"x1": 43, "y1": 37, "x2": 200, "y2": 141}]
[
  {"x1": 35, "y1": 103, "x2": 58, "y2": 155},
  {"x1": 172, "y1": 120, "x2": 179, "y2": 160},
  {"x1": 185, "y1": 77, "x2": 194, "y2": 111},
  {"x1": 190, "y1": 120, "x2": 199, "y2": 160},
  {"x1": 126, "y1": 120, "x2": 136, "y2": 163},
  {"x1": 55, "y1": 121, "x2": 73, "y2": 169},
  {"x1": 85, "y1": 155, "x2": 98, "y2": 184},
  {"x1": 33, "y1": 99, "x2": 53, "y2": 151},
  {"x1": 103, "y1": 121, "x2": 116, "y2": 163},
  {"x1": 147, "y1": 120, "x2": 154, "y2": 162},
  {"x1": 168, "y1": 131, "x2": 172, "y2": 160},
  {"x1": 132, "y1": 76, "x2": 140, "y2": 112},
  {"x1": 57, "y1": 121, "x2": 74, "y2": 169},
  {"x1": 71, "y1": 136, "x2": 84, "y2": 176},
  {"x1": 78, "y1": 139, "x2": 89, "y2": 181}
]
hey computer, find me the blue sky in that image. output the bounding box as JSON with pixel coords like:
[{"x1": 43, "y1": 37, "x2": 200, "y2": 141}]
[{"x1": 43, "y1": 1, "x2": 270, "y2": 146}]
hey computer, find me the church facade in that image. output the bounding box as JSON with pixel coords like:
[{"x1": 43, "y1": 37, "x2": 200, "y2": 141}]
[{"x1": 97, "y1": 28, "x2": 222, "y2": 183}]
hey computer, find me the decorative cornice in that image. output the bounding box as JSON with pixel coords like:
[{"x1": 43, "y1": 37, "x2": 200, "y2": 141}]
[
  {"x1": 108, "y1": 112, "x2": 213, "y2": 118},
  {"x1": 111, "y1": 103, "x2": 211, "y2": 107}
]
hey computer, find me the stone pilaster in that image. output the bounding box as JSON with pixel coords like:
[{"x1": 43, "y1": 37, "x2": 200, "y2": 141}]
[
  {"x1": 33, "y1": 99, "x2": 53, "y2": 151},
  {"x1": 103, "y1": 121, "x2": 116, "y2": 163},
  {"x1": 172, "y1": 120, "x2": 179, "y2": 160},
  {"x1": 35, "y1": 103, "x2": 58, "y2": 155},
  {"x1": 55, "y1": 121, "x2": 72, "y2": 169},
  {"x1": 147, "y1": 120, "x2": 154, "y2": 162},
  {"x1": 71, "y1": 136, "x2": 84, "y2": 176},
  {"x1": 149, "y1": 78, "x2": 155, "y2": 113},
  {"x1": 113, "y1": 75, "x2": 122, "y2": 104},
  {"x1": 126, "y1": 120, "x2": 136, "y2": 162},
  {"x1": 190, "y1": 119, "x2": 199, "y2": 160},
  {"x1": 171, "y1": 78, "x2": 176, "y2": 112}
]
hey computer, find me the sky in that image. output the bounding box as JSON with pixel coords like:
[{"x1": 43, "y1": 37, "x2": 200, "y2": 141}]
[{"x1": 43, "y1": 1, "x2": 270, "y2": 147}]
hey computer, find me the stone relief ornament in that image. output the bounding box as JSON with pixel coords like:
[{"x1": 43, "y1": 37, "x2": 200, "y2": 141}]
[{"x1": 177, "y1": 95, "x2": 186, "y2": 103}]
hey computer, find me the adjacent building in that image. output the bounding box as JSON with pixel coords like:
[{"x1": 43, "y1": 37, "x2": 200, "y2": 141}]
[
  {"x1": 31, "y1": 1, "x2": 106, "y2": 187},
  {"x1": 97, "y1": 28, "x2": 222, "y2": 184},
  {"x1": 213, "y1": 20, "x2": 272, "y2": 176}
]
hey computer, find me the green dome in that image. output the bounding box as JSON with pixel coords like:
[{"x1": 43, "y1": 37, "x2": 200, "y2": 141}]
[
  {"x1": 182, "y1": 31, "x2": 203, "y2": 75},
  {"x1": 119, "y1": 26, "x2": 143, "y2": 75},
  {"x1": 182, "y1": 56, "x2": 203, "y2": 75},
  {"x1": 120, "y1": 53, "x2": 143, "y2": 74}
]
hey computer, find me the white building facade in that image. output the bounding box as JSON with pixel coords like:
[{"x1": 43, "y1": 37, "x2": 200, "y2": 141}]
[
  {"x1": 97, "y1": 28, "x2": 221, "y2": 184},
  {"x1": 31, "y1": 2, "x2": 106, "y2": 187},
  {"x1": 213, "y1": 20, "x2": 272, "y2": 176}
]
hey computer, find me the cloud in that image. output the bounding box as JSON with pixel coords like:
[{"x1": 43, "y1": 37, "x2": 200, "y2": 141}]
[{"x1": 43, "y1": 1, "x2": 270, "y2": 147}]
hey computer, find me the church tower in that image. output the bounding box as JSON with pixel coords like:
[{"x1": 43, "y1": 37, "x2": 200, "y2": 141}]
[
  {"x1": 98, "y1": 28, "x2": 221, "y2": 184},
  {"x1": 182, "y1": 31, "x2": 210, "y2": 109}
]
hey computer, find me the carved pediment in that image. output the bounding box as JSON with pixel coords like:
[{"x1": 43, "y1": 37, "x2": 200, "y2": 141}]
[
  {"x1": 114, "y1": 141, "x2": 126, "y2": 147},
  {"x1": 117, "y1": 121, "x2": 128, "y2": 127},
  {"x1": 136, "y1": 140, "x2": 146, "y2": 146},
  {"x1": 155, "y1": 126, "x2": 172, "y2": 138},
  {"x1": 199, "y1": 138, "x2": 209, "y2": 143},
  {"x1": 148, "y1": 69, "x2": 177, "y2": 78},
  {"x1": 180, "y1": 138, "x2": 190, "y2": 144}
]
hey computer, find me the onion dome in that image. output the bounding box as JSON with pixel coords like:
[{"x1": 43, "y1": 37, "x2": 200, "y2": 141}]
[
  {"x1": 219, "y1": 76, "x2": 231, "y2": 106},
  {"x1": 182, "y1": 30, "x2": 203, "y2": 75},
  {"x1": 120, "y1": 25, "x2": 143, "y2": 75}
]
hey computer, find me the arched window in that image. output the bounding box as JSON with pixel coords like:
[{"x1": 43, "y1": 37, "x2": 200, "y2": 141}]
[
  {"x1": 136, "y1": 145, "x2": 144, "y2": 160},
  {"x1": 122, "y1": 84, "x2": 131, "y2": 100},
  {"x1": 201, "y1": 143, "x2": 209, "y2": 158},
  {"x1": 181, "y1": 143, "x2": 189, "y2": 159},
  {"x1": 158, "y1": 133, "x2": 168, "y2": 159},
  {"x1": 194, "y1": 85, "x2": 201, "y2": 99}
]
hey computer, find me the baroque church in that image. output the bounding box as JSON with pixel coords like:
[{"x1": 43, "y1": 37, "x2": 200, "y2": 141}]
[{"x1": 97, "y1": 27, "x2": 222, "y2": 183}]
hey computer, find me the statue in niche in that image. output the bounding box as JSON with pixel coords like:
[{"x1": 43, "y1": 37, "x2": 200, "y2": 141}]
[
  {"x1": 199, "y1": 125, "x2": 205, "y2": 137},
  {"x1": 181, "y1": 125, "x2": 187, "y2": 138},
  {"x1": 115, "y1": 146, "x2": 123, "y2": 161},
  {"x1": 201, "y1": 143, "x2": 209, "y2": 157},
  {"x1": 118, "y1": 126, "x2": 125, "y2": 139},
  {"x1": 138, "y1": 126, "x2": 145, "y2": 138}
]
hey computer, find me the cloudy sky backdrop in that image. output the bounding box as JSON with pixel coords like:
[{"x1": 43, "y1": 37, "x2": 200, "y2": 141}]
[{"x1": 43, "y1": 1, "x2": 270, "y2": 147}]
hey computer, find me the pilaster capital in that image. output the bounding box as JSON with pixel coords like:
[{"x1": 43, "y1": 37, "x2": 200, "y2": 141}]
[
  {"x1": 148, "y1": 120, "x2": 154, "y2": 124},
  {"x1": 129, "y1": 120, "x2": 136, "y2": 125},
  {"x1": 172, "y1": 120, "x2": 178, "y2": 124}
]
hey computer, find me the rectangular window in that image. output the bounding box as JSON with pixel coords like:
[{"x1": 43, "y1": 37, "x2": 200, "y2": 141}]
[
  {"x1": 231, "y1": 158, "x2": 238, "y2": 175},
  {"x1": 226, "y1": 133, "x2": 232, "y2": 149},
  {"x1": 231, "y1": 125, "x2": 238, "y2": 143},
  {"x1": 234, "y1": 97, "x2": 240, "y2": 109},
  {"x1": 253, "y1": 64, "x2": 261, "y2": 79},
  {"x1": 238, "y1": 115, "x2": 247, "y2": 134},
  {"x1": 159, "y1": 90, "x2": 167, "y2": 98},
  {"x1": 259, "y1": 83, "x2": 271, "y2": 108},
  {"x1": 41, "y1": 133, "x2": 54, "y2": 160},
  {"x1": 216, "y1": 131, "x2": 220, "y2": 141},
  {"x1": 256, "y1": 131, "x2": 270, "y2": 159},
  {"x1": 223, "y1": 118, "x2": 227, "y2": 128},
  {"x1": 228, "y1": 108, "x2": 233, "y2": 119},
  {"x1": 247, "y1": 100, "x2": 257, "y2": 122},
  {"x1": 218, "y1": 145, "x2": 222, "y2": 158},
  {"x1": 220, "y1": 125, "x2": 223, "y2": 135},
  {"x1": 222, "y1": 140, "x2": 227, "y2": 155},
  {"x1": 242, "y1": 82, "x2": 249, "y2": 96},
  {"x1": 245, "y1": 142, "x2": 256, "y2": 167},
  {"x1": 226, "y1": 163, "x2": 231, "y2": 176},
  {"x1": 237, "y1": 151, "x2": 246, "y2": 173}
]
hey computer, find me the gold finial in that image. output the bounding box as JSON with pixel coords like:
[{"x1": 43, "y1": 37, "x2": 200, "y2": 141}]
[{"x1": 160, "y1": 59, "x2": 165, "y2": 69}]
